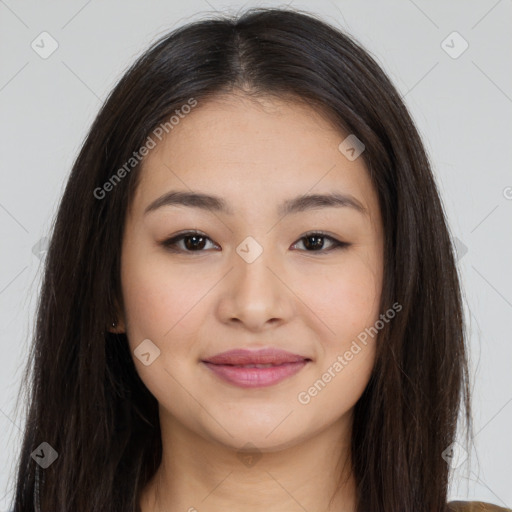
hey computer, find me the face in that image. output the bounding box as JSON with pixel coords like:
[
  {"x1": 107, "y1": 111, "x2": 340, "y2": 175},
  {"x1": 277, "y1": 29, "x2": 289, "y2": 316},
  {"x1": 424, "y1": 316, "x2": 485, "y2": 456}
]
[{"x1": 117, "y1": 93, "x2": 384, "y2": 452}]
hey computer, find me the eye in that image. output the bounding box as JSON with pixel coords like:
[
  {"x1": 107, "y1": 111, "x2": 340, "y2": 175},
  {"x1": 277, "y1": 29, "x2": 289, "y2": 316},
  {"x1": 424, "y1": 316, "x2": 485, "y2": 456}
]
[
  {"x1": 291, "y1": 231, "x2": 350, "y2": 253},
  {"x1": 160, "y1": 231, "x2": 218, "y2": 253},
  {"x1": 160, "y1": 230, "x2": 350, "y2": 254}
]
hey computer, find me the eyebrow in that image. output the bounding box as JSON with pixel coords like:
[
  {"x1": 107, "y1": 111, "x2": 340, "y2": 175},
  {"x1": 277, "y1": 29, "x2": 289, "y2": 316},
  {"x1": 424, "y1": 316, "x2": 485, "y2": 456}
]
[{"x1": 144, "y1": 190, "x2": 367, "y2": 217}]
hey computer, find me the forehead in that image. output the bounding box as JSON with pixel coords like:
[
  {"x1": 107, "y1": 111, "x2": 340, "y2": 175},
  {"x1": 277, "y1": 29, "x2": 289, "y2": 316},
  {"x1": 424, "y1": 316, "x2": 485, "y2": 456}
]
[{"x1": 130, "y1": 93, "x2": 378, "y2": 221}]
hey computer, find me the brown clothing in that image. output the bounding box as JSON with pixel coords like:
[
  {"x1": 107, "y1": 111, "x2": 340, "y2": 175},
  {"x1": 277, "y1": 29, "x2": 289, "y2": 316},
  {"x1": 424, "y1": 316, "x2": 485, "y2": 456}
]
[{"x1": 448, "y1": 501, "x2": 512, "y2": 512}]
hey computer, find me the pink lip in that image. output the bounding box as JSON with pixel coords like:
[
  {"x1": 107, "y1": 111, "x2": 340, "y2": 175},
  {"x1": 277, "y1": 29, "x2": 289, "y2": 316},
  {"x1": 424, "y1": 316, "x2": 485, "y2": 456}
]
[{"x1": 201, "y1": 348, "x2": 311, "y2": 388}]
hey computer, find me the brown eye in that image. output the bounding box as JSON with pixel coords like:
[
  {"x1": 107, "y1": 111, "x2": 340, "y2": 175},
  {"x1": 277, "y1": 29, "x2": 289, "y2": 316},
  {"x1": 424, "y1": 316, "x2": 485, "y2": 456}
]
[
  {"x1": 161, "y1": 232, "x2": 217, "y2": 253},
  {"x1": 161, "y1": 231, "x2": 349, "y2": 255},
  {"x1": 292, "y1": 232, "x2": 349, "y2": 252}
]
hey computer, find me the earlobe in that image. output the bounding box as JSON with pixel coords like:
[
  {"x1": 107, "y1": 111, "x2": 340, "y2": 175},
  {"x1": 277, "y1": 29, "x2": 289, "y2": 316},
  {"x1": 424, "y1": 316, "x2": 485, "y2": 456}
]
[
  {"x1": 108, "y1": 296, "x2": 126, "y2": 333},
  {"x1": 108, "y1": 318, "x2": 125, "y2": 333}
]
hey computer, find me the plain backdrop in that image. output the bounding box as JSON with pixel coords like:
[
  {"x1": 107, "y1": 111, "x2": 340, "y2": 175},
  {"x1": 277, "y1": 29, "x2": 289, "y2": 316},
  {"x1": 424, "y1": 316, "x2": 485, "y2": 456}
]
[{"x1": 0, "y1": 0, "x2": 511, "y2": 509}]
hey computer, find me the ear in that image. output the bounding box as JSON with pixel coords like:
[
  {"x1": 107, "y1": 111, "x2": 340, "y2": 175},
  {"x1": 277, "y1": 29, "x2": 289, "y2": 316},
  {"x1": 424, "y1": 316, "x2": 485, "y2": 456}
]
[
  {"x1": 107, "y1": 296, "x2": 126, "y2": 333},
  {"x1": 107, "y1": 319, "x2": 125, "y2": 334}
]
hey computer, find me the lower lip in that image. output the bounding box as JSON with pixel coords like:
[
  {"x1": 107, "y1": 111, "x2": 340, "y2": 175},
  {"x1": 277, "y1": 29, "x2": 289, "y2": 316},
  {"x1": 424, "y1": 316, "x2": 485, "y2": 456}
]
[{"x1": 202, "y1": 360, "x2": 309, "y2": 388}]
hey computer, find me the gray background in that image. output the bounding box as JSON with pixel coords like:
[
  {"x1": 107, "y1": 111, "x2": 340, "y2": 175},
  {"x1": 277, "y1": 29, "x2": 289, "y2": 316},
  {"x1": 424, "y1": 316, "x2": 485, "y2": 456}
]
[{"x1": 0, "y1": 0, "x2": 511, "y2": 509}]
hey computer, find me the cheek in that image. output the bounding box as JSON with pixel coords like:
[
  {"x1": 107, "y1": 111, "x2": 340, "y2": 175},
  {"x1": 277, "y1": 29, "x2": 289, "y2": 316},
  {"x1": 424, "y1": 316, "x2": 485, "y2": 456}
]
[
  {"x1": 294, "y1": 259, "x2": 381, "y2": 422},
  {"x1": 120, "y1": 250, "x2": 207, "y2": 411},
  {"x1": 296, "y1": 251, "x2": 382, "y2": 345},
  {"x1": 337, "y1": 264, "x2": 382, "y2": 333},
  {"x1": 120, "y1": 246, "x2": 209, "y2": 346},
  {"x1": 301, "y1": 251, "x2": 382, "y2": 410}
]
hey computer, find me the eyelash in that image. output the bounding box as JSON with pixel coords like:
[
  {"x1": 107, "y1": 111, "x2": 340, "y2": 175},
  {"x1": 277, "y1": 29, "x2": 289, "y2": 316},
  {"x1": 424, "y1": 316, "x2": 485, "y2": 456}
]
[{"x1": 160, "y1": 230, "x2": 350, "y2": 254}]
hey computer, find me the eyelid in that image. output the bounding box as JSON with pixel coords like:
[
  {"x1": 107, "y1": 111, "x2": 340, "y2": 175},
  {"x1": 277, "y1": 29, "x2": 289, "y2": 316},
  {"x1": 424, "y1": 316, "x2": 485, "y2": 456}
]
[
  {"x1": 291, "y1": 231, "x2": 349, "y2": 252},
  {"x1": 160, "y1": 230, "x2": 218, "y2": 252}
]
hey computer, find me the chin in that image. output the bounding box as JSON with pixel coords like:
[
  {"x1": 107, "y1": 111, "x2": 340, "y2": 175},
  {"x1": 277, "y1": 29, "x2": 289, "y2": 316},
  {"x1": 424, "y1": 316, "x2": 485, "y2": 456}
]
[
  {"x1": 199, "y1": 410, "x2": 314, "y2": 453},
  {"x1": 212, "y1": 428, "x2": 307, "y2": 454}
]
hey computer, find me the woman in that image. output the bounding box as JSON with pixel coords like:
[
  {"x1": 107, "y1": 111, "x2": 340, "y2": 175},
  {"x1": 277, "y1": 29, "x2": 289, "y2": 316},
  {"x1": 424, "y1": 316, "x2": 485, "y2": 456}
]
[{"x1": 9, "y1": 7, "x2": 510, "y2": 512}]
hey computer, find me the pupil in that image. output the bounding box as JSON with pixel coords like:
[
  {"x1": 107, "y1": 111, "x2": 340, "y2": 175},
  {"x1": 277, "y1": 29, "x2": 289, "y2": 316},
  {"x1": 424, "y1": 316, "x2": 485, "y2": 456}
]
[
  {"x1": 305, "y1": 235, "x2": 323, "y2": 250},
  {"x1": 185, "y1": 235, "x2": 205, "y2": 250}
]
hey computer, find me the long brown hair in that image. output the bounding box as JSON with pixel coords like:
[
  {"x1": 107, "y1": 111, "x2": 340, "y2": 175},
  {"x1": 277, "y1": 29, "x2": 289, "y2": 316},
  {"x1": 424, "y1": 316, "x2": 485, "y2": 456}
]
[{"x1": 11, "y1": 7, "x2": 471, "y2": 511}]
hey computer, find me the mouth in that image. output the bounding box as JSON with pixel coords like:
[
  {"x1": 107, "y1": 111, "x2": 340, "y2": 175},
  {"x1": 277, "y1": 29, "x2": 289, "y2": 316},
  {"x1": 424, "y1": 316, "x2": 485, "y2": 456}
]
[{"x1": 201, "y1": 348, "x2": 312, "y2": 388}]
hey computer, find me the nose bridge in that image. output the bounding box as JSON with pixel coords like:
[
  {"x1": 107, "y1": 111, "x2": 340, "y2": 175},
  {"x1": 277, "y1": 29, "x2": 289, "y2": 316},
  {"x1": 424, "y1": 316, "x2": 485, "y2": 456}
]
[
  {"x1": 217, "y1": 236, "x2": 292, "y2": 330},
  {"x1": 234, "y1": 238, "x2": 281, "y2": 305},
  {"x1": 236, "y1": 246, "x2": 277, "y2": 294}
]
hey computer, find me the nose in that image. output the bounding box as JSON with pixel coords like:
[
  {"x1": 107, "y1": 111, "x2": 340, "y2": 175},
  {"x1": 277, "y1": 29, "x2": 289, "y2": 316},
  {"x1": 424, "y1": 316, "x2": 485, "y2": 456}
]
[{"x1": 216, "y1": 250, "x2": 295, "y2": 332}]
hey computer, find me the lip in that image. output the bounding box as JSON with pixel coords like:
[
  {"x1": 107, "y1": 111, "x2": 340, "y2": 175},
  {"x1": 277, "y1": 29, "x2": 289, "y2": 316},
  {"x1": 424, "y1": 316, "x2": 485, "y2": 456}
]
[{"x1": 201, "y1": 348, "x2": 311, "y2": 388}]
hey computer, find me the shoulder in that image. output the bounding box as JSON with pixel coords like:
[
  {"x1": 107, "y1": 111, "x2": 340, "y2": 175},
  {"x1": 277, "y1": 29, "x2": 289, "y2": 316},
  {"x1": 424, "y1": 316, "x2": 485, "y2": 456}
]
[{"x1": 447, "y1": 501, "x2": 512, "y2": 512}]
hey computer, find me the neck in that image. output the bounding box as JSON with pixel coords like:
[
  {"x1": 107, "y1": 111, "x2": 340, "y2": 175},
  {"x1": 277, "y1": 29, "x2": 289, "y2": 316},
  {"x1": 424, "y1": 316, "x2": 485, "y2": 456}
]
[{"x1": 140, "y1": 409, "x2": 357, "y2": 512}]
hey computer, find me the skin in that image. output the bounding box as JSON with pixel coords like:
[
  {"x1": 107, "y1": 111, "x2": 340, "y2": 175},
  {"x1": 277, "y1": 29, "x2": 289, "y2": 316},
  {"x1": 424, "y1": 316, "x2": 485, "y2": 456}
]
[{"x1": 111, "y1": 92, "x2": 384, "y2": 512}]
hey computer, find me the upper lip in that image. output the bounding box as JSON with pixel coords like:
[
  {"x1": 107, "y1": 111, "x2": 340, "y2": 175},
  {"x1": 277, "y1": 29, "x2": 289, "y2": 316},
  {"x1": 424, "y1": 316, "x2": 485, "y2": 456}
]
[{"x1": 202, "y1": 348, "x2": 310, "y2": 366}]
